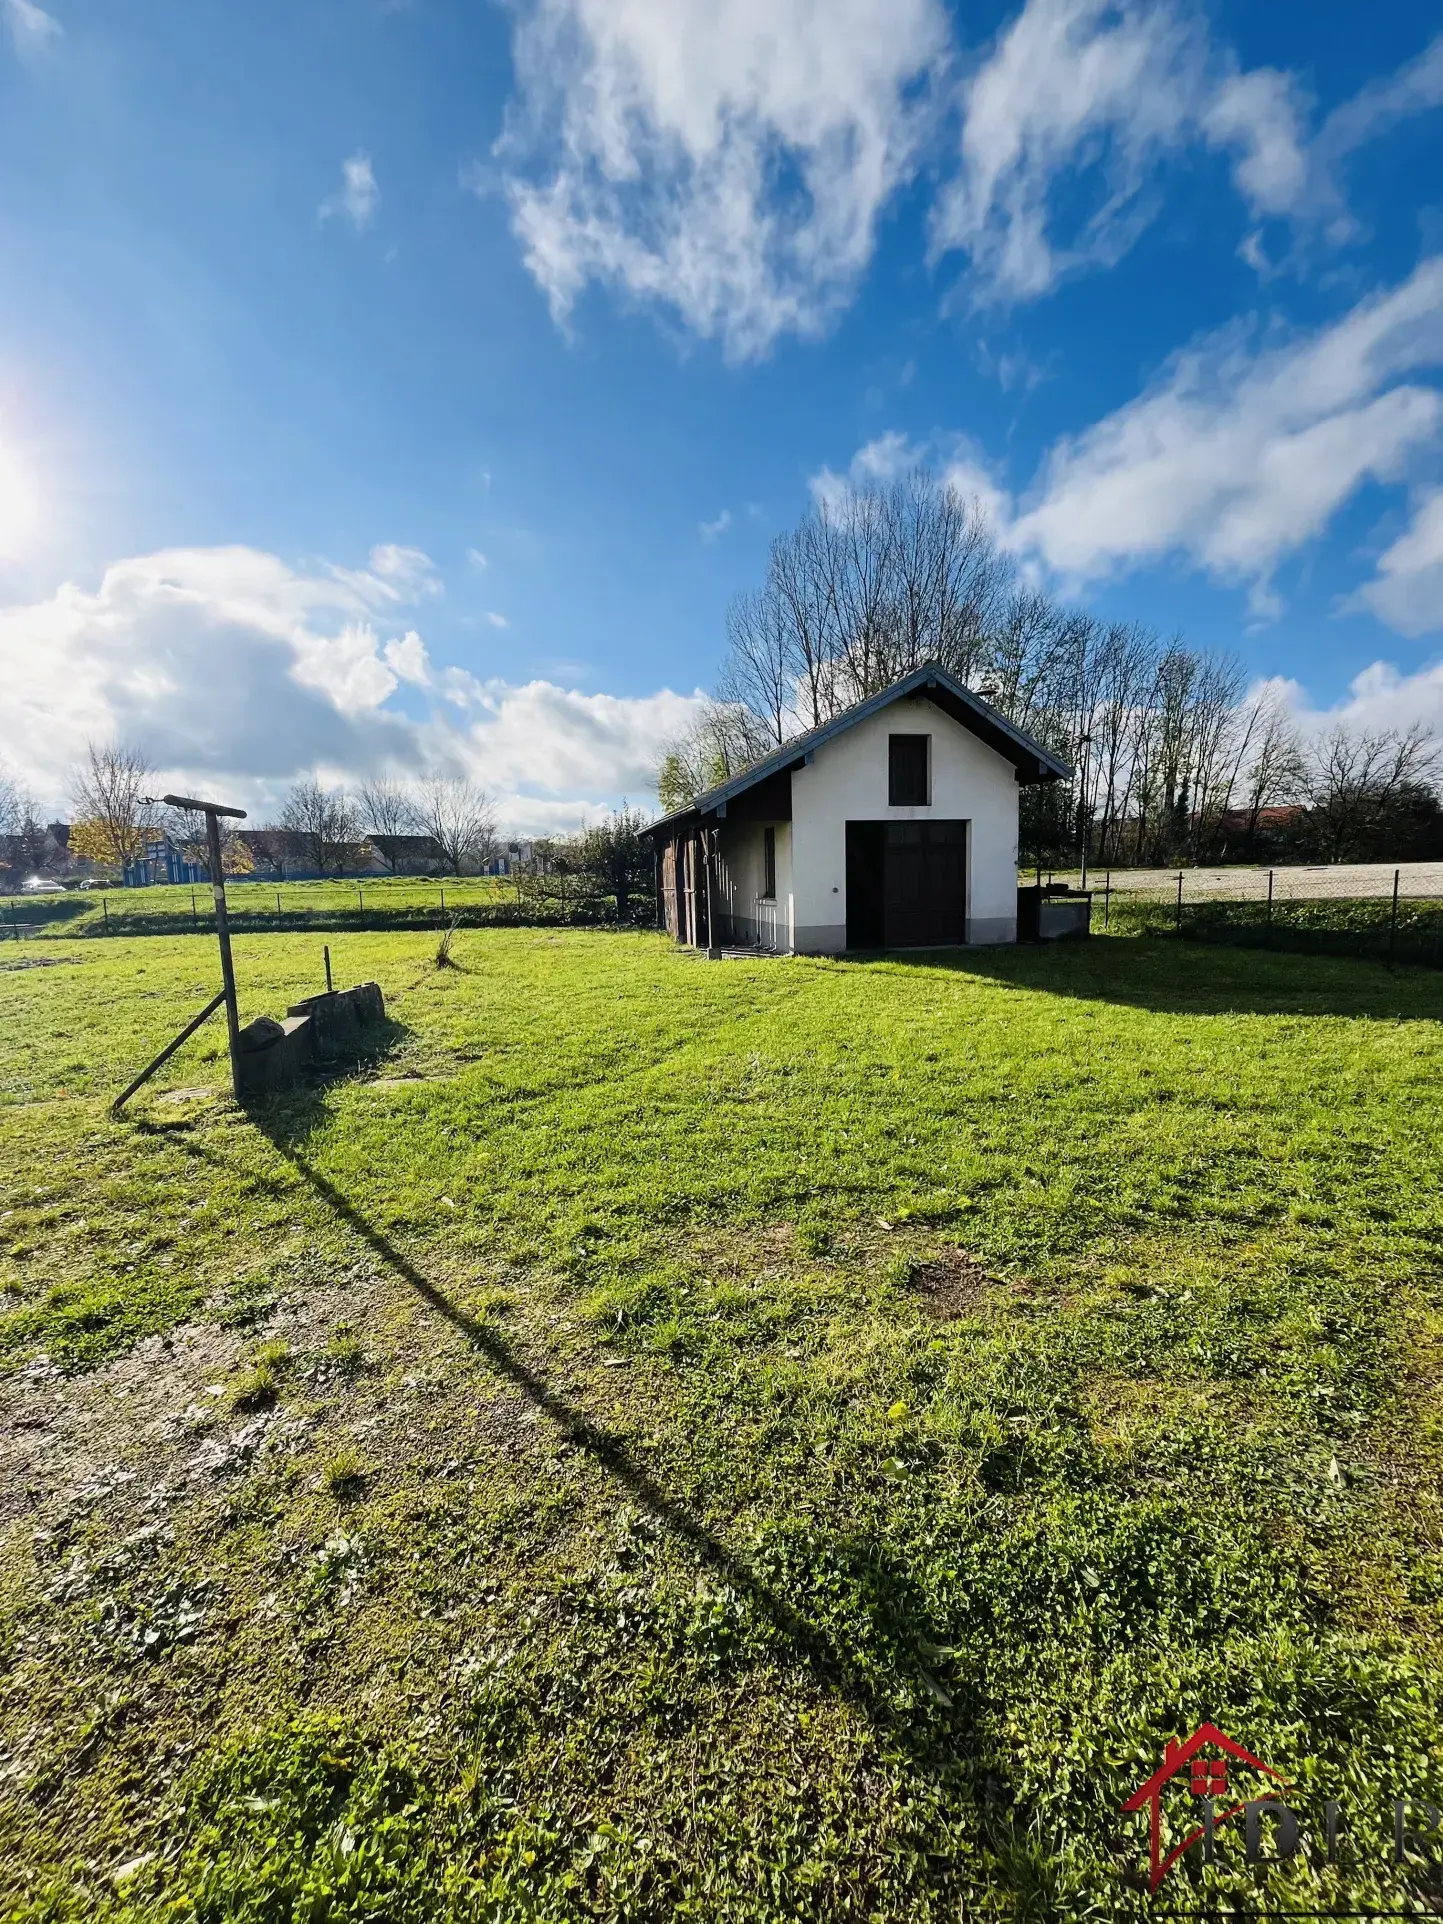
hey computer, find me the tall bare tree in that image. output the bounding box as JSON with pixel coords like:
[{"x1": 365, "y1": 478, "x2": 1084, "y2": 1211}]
[
  {"x1": 417, "y1": 775, "x2": 497, "y2": 875},
  {"x1": 69, "y1": 741, "x2": 157, "y2": 869},
  {"x1": 357, "y1": 778, "x2": 422, "y2": 867},
  {"x1": 1305, "y1": 721, "x2": 1439, "y2": 861},
  {"x1": 278, "y1": 778, "x2": 362, "y2": 876}
]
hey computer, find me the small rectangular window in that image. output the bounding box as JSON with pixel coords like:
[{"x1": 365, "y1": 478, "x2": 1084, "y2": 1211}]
[
  {"x1": 762, "y1": 825, "x2": 777, "y2": 899},
  {"x1": 889, "y1": 734, "x2": 930, "y2": 806}
]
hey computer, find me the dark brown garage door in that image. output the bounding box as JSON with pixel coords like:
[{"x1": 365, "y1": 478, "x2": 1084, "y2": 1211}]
[{"x1": 846, "y1": 820, "x2": 967, "y2": 949}]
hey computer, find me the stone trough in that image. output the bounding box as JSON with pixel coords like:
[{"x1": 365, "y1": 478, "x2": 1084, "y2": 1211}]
[{"x1": 236, "y1": 981, "x2": 386, "y2": 1098}]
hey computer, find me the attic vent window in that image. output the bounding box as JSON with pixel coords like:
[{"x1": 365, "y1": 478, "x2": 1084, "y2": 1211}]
[{"x1": 888, "y1": 734, "x2": 930, "y2": 807}]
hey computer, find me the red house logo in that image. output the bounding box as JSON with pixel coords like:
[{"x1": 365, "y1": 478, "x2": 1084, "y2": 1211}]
[{"x1": 1122, "y1": 1723, "x2": 1289, "y2": 1890}]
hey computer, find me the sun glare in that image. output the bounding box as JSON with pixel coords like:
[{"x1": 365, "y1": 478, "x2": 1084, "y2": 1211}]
[{"x1": 0, "y1": 434, "x2": 39, "y2": 560}]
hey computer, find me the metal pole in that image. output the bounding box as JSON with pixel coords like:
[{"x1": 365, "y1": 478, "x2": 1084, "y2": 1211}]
[
  {"x1": 1175, "y1": 871, "x2": 1184, "y2": 933},
  {"x1": 1077, "y1": 734, "x2": 1092, "y2": 893},
  {"x1": 1388, "y1": 867, "x2": 1400, "y2": 968},
  {"x1": 191, "y1": 888, "x2": 198, "y2": 928},
  {"x1": 1104, "y1": 871, "x2": 1111, "y2": 930},
  {"x1": 111, "y1": 989, "x2": 226, "y2": 1116},
  {"x1": 103, "y1": 896, "x2": 109, "y2": 932},
  {"x1": 324, "y1": 944, "x2": 333, "y2": 994},
  {"x1": 1266, "y1": 869, "x2": 1274, "y2": 925},
  {"x1": 205, "y1": 811, "x2": 244, "y2": 1101}
]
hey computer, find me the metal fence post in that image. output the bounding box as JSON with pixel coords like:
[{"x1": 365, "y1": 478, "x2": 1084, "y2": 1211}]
[
  {"x1": 1388, "y1": 867, "x2": 1400, "y2": 968},
  {"x1": 1266, "y1": 869, "x2": 1274, "y2": 926},
  {"x1": 103, "y1": 896, "x2": 110, "y2": 933},
  {"x1": 191, "y1": 888, "x2": 198, "y2": 929},
  {"x1": 1175, "y1": 871, "x2": 1183, "y2": 933},
  {"x1": 1104, "y1": 870, "x2": 1111, "y2": 930}
]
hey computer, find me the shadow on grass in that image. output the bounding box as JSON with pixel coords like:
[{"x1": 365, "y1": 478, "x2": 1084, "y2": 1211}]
[
  {"x1": 861, "y1": 933, "x2": 1443, "y2": 1022},
  {"x1": 231, "y1": 1085, "x2": 1013, "y2": 1874}
]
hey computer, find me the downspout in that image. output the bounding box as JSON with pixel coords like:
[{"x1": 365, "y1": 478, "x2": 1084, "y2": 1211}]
[{"x1": 703, "y1": 823, "x2": 720, "y2": 960}]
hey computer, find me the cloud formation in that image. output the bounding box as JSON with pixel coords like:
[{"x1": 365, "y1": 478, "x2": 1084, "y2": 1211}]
[
  {"x1": 494, "y1": 0, "x2": 951, "y2": 359},
  {"x1": 0, "y1": 545, "x2": 703, "y2": 831},
  {"x1": 320, "y1": 153, "x2": 379, "y2": 231},
  {"x1": 491, "y1": 0, "x2": 1443, "y2": 339},
  {"x1": 3, "y1": 0, "x2": 61, "y2": 58},
  {"x1": 1006, "y1": 256, "x2": 1443, "y2": 599},
  {"x1": 1356, "y1": 490, "x2": 1443, "y2": 637}
]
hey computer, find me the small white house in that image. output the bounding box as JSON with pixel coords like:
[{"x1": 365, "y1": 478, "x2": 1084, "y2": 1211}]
[{"x1": 646, "y1": 663, "x2": 1070, "y2": 954}]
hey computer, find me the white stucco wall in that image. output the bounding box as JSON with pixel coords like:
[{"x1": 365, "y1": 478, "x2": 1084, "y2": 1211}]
[
  {"x1": 715, "y1": 819, "x2": 793, "y2": 951},
  {"x1": 788, "y1": 694, "x2": 1020, "y2": 952}
]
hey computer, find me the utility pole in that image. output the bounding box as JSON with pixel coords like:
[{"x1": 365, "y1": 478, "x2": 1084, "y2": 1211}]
[
  {"x1": 113, "y1": 791, "x2": 248, "y2": 1114},
  {"x1": 1077, "y1": 734, "x2": 1094, "y2": 893},
  {"x1": 165, "y1": 794, "x2": 247, "y2": 1101}
]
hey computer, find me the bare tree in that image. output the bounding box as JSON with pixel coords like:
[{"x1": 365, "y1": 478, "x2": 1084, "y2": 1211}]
[
  {"x1": 417, "y1": 775, "x2": 497, "y2": 875},
  {"x1": 69, "y1": 741, "x2": 157, "y2": 868},
  {"x1": 278, "y1": 778, "x2": 362, "y2": 876},
  {"x1": 0, "y1": 766, "x2": 21, "y2": 839},
  {"x1": 1226, "y1": 690, "x2": 1306, "y2": 851},
  {"x1": 717, "y1": 590, "x2": 796, "y2": 748},
  {"x1": 1305, "y1": 721, "x2": 1439, "y2": 862},
  {"x1": 657, "y1": 700, "x2": 776, "y2": 812},
  {"x1": 357, "y1": 778, "x2": 422, "y2": 867}
]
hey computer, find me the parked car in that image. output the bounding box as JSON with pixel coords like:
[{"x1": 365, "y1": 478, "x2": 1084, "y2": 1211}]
[{"x1": 20, "y1": 876, "x2": 65, "y2": 893}]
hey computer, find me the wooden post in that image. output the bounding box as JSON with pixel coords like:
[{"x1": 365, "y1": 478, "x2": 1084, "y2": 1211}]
[
  {"x1": 1175, "y1": 871, "x2": 1184, "y2": 933},
  {"x1": 1103, "y1": 871, "x2": 1111, "y2": 930},
  {"x1": 1388, "y1": 867, "x2": 1400, "y2": 968},
  {"x1": 276, "y1": 889, "x2": 282, "y2": 917},
  {"x1": 324, "y1": 944, "x2": 333, "y2": 993},
  {"x1": 205, "y1": 810, "x2": 244, "y2": 1102},
  {"x1": 102, "y1": 896, "x2": 109, "y2": 932},
  {"x1": 703, "y1": 825, "x2": 720, "y2": 959},
  {"x1": 191, "y1": 888, "x2": 198, "y2": 928},
  {"x1": 1266, "y1": 869, "x2": 1274, "y2": 925}
]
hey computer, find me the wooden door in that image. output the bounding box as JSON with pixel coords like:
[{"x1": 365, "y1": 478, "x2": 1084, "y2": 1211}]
[{"x1": 883, "y1": 821, "x2": 966, "y2": 947}]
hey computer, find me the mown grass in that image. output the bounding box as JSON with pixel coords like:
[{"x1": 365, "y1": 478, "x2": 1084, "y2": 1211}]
[
  {"x1": 0, "y1": 872, "x2": 539, "y2": 943},
  {"x1": 1107, "y1": 890, "x2": 1443, "y2": 967},
  {"x1": 0, "y1": 928, "x2": 1441, "y2": 1919}
]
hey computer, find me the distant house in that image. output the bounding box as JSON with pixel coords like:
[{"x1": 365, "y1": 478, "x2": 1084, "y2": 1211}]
[
  {"x1": 364, "y1": 833, "x2": 447, "y2": 876},
  {"x1": 482, "y1": 840, "x2": 533, "y2": 878},
  {"x1": 644, "y1": 662, "x2": 1069, "y2": 955},
  {"x1": 123, "y1": 833, "x2": 206, "y2": 888},
  {"x1": 1, "y1": 822, "x2": 81, "y2": 887}
]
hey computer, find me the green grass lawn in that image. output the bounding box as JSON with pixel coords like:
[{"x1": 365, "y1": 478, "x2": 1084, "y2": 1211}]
[
  {"x1": 0, "y1": 872, "x2": 520, "y2": 942},
  {"x1": 1, "y1": 929, "x2": 1441, "y2": 1919}
]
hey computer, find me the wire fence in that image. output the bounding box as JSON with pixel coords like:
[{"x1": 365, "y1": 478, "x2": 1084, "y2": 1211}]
[{"x1": 1040, "y1": 861, "x2": 1443, "y2": 968}]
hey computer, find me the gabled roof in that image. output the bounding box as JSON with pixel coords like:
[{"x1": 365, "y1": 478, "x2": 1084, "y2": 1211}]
[{"x1": 646, "y1": 662, "x2": 1071, "y2": 835}]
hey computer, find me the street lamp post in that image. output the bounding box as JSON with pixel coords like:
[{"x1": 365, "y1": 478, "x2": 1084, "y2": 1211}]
[{"x1": 1077, "y1": 734, "x2": 1094, "y2": 893}]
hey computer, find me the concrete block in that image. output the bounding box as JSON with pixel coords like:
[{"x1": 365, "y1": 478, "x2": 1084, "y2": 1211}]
[
  {"x1": 285, "y1": 982, "x2": 386, "y2": 1056},
  {"x1": 237, "y1": 1013, "x2": 315, "y2": 1097}
]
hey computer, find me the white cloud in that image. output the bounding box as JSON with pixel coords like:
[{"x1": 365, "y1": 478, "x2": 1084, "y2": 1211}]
[
  {"x1": 0, "y1": 544, "x2": 702, "y2": 834},
  {"x1": 1007, "y1": 256, "x2": 1443, "y2": 594},
  {"x1": 383, "y1": 629, "x2": 432, "y2": 684},
  {"x1": 933, "y1": 2, "x2": 1442, "y2": 302},
  {"x1": 0, "y1": 428, "x2": 39, "y2": 562},
  {"x1": 698, "y1": 508, "x2": 732, "y2": 540},
  {"x1": 320, "y1": 153, "x2": 379, "y2": 231},
  {"x1": 1356, "y1": 490, "x2": 1443, "y2": 636},
  {"x1": 466, "y1": 547, "x2": 489, "y2": 570},
  {"x1": 932, "y1": 0, "x2": 1211, "y2": 300},
  {"x1": 812, "y1": 429, "x2": 1013, "y2": 534},
  {"x1": 483, "y1": 610, "x2": 509, "y2": 629},
  {"x1": 493, "y1": 0, "x2": 951, "y2": 359},
  {"x1": 1272, "y1": 656, "x2": 1443, "y2": 744},
  {"x1": 3, "y1": 0, "x2": 61, "y2": 57}
]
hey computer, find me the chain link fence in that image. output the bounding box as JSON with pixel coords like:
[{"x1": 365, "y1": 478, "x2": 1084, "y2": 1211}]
[{"x1": 1044, "y1": 861, "x2": 1443, "y2": 967}]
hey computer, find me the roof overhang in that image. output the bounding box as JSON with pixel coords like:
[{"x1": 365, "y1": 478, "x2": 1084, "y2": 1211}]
[{"x1": 644, "y1": 663, "x2": 1071, "y2": 839}]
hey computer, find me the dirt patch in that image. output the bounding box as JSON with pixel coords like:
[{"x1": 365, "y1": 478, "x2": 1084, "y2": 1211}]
[
  {"x1": 0, "y1": 956, "x2": 84, "y2": 973},
  {"x1": 905, "y1": 1249, "x2": 1003, "y2": 1318},
  {"x1": 157, "y1": 1087, "x2": 221, "y2": 1105}
]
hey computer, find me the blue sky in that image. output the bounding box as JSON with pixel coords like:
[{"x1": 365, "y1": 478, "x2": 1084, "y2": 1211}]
[{"x1": 1, "y1": 0, "x2": 1441, "y2": 828}]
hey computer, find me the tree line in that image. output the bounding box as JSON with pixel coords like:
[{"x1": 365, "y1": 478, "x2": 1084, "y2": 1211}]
[
  {"x1": 660, "y1": 468, "x2": 1442, "y2": 867},
  {"x1": 1, "y1": 745, "x2": 655, "y2": 919}
]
